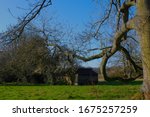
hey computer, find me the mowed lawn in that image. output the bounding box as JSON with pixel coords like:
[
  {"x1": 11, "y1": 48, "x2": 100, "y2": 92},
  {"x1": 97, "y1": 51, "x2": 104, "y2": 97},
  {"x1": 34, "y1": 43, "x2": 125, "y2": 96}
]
[{"x1": 0, "y1": 81, "x2": 143, "y2": 100}]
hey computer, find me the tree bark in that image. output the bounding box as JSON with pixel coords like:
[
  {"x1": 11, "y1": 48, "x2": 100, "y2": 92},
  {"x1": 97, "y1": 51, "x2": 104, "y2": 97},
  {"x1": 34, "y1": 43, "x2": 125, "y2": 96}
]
[{"x1": 136, "y1": 0, "x2": 150, "y2": 99}]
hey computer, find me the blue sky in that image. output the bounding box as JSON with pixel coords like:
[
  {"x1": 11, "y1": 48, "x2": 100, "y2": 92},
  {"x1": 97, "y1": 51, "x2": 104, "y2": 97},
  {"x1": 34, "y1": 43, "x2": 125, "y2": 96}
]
[
  {"x1": 0, "y1": 0, "x2": 98, "y2": 32},
  {"x1": 0, "y1": 0, "x2": 101, "y2": 67}
]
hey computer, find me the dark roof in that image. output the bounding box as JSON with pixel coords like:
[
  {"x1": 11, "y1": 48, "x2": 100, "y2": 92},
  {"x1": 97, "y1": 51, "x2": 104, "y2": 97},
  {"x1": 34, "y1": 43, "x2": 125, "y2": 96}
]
[{"x1": 77, "y1": 67, "x2": 98, "y2": 75}]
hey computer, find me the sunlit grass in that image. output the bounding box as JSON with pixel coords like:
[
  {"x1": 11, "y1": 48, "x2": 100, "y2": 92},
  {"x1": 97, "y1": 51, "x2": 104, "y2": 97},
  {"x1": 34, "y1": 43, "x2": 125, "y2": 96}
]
[{"x1": 0, "y1": 81, "x2": 143, "y2": 100}]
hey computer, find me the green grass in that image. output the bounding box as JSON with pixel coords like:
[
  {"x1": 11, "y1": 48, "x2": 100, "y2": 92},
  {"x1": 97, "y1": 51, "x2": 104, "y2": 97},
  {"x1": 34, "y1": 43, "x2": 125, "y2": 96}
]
[{"x1": 0, "y1": 81, "x2": 143, "y2": 100}]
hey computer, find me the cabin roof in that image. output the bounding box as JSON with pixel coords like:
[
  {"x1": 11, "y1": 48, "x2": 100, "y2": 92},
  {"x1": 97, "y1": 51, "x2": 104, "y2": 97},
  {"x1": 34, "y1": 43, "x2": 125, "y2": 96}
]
[{"x1": 77, "y1": 67, "x2": 98, "y2": 75}]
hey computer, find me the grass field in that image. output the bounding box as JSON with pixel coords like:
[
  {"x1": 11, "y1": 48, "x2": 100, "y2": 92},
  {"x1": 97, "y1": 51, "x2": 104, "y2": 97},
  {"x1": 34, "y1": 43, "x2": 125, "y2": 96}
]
[{"x1": 0, "y1": 81, "x2": 143, "y2": 100}]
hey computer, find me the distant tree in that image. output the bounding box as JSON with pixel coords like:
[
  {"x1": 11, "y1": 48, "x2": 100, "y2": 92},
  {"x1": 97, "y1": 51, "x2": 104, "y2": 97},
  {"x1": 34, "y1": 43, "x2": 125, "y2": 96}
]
[
  {"x1": 25, "y1": 21, "x2": 79, "y2": 85},
  {"x1": 0, "y1": 36, "x2": 50, "y2": 83},
  {"x1": 0, "y1": 32, "x2": 78, "y2": 85}
]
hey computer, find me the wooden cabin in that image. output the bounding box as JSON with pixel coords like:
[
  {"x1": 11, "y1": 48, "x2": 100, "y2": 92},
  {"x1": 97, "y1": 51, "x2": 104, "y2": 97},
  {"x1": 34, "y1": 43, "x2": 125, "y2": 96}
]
[{"x1": 75, "y1": 68, "x2": 98, "y2": 85}]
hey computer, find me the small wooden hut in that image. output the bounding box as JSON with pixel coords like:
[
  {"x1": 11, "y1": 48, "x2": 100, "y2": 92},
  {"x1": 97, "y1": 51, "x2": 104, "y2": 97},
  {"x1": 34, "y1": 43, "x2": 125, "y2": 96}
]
[{"x1": 75, "y1": 67, "x2": 98, "y2": 85}]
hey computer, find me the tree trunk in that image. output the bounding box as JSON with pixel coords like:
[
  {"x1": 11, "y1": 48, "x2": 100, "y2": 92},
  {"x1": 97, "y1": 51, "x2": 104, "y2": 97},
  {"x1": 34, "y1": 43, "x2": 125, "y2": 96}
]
[{"x1": 136, "y1": 0, "x2": 150, "y2": 99}]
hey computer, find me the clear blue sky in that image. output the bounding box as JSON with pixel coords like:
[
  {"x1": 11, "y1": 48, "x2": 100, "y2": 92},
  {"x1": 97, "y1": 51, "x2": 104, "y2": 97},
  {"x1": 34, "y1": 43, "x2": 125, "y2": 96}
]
[
  {"x1": 0, "y1": 0, "x2": 98, "y2": 32},
  {"x1": 0, "y1": 0, "x2": 102, "y2": 67}
]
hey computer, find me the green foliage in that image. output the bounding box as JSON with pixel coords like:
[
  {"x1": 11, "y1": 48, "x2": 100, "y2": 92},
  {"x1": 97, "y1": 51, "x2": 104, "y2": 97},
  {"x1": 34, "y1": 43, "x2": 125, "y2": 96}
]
[
  {"x1": 0, "y1": 36, "x2": 50, "y2": 83},
  {"x1": 0, "y1": 35, "x2": 78, "y2": 85}
]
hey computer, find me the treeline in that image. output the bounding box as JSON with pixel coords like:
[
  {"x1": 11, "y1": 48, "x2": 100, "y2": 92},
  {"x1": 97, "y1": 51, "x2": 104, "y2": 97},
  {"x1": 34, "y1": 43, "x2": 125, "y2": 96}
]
[{"x1": 0, "y1": 34, "x2": 78, "y2": 85}]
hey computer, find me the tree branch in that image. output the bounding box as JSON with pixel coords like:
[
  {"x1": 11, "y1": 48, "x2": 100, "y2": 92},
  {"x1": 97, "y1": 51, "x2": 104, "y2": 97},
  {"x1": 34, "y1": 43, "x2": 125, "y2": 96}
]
[
  {"x1": 120, "y1": 46, "x2": 142, "y2": 72},
  {"x1": 2, "y1": 0, "x2": 52, "y2": 43}
]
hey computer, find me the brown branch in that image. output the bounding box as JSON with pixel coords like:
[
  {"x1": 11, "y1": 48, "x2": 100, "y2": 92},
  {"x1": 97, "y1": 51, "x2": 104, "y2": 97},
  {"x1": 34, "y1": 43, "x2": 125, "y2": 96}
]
[
  {"x1": 3, "y1": 0, "x2": 52, "y2": 43},
  {"x1": 92, "y1": 0, "x2": 114, "y2": 37},
  {"x1": 77, "y1": 15, "x2": 138, "y2": 63},
  {"x1": 87, "y1": 46, "x2": 112, "y2": 52},
  {"x1": 110, "y1": 16, "x2": 137, "y2": 54},
  {"x1": 99, "y1": 16, "x2": 140, "y2": 82},
  {"x1": 120, "y1": 46, "x2": 142, "y2": 72},
  {"x1": 120, "y1": 1, "x2": 135, "y2": 13},
  {"x1": 48, "y1": 43, "x2": 107, "y2": 62},
  {"x1": 75, "y1": 50, "x2": 106, "y2": 62},
  {"x1": 100, "y1": 47, "x2": 142, "y2": 82},
  {"x1": 127, "y1": 36, "x2": 139, "y2": 43}
]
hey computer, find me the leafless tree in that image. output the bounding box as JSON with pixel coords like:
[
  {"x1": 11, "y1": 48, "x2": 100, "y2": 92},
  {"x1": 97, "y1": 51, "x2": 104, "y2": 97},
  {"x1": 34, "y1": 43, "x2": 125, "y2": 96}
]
[
  {"x1": 1, "y1": 0, "x2": 150, "y2": 99},
  {"x1": 76, "y1": 0, "x2": 150, "y2": 99}
]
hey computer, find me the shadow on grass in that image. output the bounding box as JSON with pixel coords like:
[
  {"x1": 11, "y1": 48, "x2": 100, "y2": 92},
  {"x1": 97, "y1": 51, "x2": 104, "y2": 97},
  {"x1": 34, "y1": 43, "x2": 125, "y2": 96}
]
[
  {"x1": 97, "y1": 80, "x2": 143, "y2": 86},
  {"x1": 67, "y1": 95, "x2": 86, "y2": 100},
  {"x1": 0, "y1": 82, "x2": 51, "y2": 86},
  {"x1": 0, "y1": 80, "x2": 143, "y2": 86}
]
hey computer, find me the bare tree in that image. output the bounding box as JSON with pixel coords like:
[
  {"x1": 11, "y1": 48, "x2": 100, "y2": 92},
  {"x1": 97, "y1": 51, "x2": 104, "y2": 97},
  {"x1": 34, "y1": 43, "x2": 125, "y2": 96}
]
[
  {"x1": 1, "y1": 0, "x2": 150, "y2": 98},
  {"x1": 76, "y1": 0, "x2": 150, "y2": 99}
]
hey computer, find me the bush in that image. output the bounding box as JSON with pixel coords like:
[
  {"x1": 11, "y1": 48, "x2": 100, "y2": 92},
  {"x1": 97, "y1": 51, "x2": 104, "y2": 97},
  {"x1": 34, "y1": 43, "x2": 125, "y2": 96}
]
[{"x1": 0, "y1": 35, "x2": 78, "y2": 85}]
